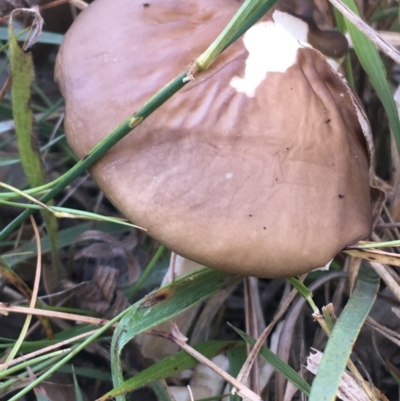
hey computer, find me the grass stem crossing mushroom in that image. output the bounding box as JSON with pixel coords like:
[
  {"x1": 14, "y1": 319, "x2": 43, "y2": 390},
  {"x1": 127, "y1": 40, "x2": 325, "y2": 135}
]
[{"x1": 55, "y1": 0, "x2": 375, "y2": 278}]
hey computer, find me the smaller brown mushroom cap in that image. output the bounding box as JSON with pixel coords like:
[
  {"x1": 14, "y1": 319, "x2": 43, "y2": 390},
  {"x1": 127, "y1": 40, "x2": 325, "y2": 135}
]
[{"x1": 55, "y1": 0, "x2": 373, "y2": 278}]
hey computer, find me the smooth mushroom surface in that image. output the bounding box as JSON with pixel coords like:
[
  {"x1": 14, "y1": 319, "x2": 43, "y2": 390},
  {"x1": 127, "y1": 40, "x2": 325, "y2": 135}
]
[{"x1": 55, "y1": 0, "x2": 374, "y2": 278}]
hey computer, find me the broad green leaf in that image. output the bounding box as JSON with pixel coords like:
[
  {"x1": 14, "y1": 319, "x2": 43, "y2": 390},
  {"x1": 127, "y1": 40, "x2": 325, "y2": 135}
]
[
  {"x1": 230, "y1": 326, "x2": 311, "y2": 396},
  {"x1": 309, "y1": 264, "x2": 379, "y2": 401},
  {"x1": 99, "y1": 341, "x2": 241, "y2": 400},
  {"x1": 110, "y1": 268, "x2": 240, "y2": 401}
]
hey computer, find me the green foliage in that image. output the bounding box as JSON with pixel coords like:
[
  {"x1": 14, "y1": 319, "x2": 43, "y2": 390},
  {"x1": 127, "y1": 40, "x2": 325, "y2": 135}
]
[{"x1": 309, "y1": 265, "x2": 380, "y2": 400}]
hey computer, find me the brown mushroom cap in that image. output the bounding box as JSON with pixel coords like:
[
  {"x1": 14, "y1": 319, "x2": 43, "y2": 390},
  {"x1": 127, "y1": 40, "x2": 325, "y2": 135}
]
[{"x1": 55, "y1": 0, "x2": 373, "y2": 278}]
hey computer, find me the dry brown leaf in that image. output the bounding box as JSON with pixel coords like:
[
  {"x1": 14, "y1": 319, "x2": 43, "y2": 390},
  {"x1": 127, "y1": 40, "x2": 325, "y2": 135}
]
[
  {"x1": 62, "y1": 266, "x2": 129, "y2": 318},
  {"x1": 344, "y1": 248, "x2": 400, "y2": 266},
  {"x1": 68, "y1": 230, "x2": 140, "y2": 288},
  {"x1": 369, "y1": 262, "x2": 400, "y2": 302}
]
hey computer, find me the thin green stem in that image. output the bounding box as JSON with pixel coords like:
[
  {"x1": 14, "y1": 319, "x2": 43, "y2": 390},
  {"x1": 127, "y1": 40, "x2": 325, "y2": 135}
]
[
  {"x1": 288, "y1": 277, "x2": 319, "y2": 313},
  {"x1": 0, "y1": 71, "x2": 187, "y2": 239},
  {"x1": 7, "y1": 311, "x2": 126, "y2": 401},
  {"x1": 127, "y1": 245, "x2": 166, "y2": 299},
  {"x1": 0, "y1": 350, "x2": 68, "y2": 378},
  {"x1": 197, "y1": 0, "x2": 278, "y2": 69}
]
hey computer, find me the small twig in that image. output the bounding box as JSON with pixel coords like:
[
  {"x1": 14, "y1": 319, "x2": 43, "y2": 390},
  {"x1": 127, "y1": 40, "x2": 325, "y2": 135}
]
[
  {"x1": 0, "y1": 329, "x2": 96, "y2": 370},
  {"x1": 328, "y1": 0, "x2": 400, "y2": 65},
  {"x1": 369, "y1": 262, "x2": 400, "y2": 302},
  {"x1": 153, "y1": 323, "x2": 262, "y2": 401},
  {"x1": 187, "y1": 385, "x2": 194, "y2": 401},
  {"x1": 4, "y1": 216, "x2": 42, "y2": 364},
  {"x1": 0, "y1": 303, "x2": 112, "y2": 326},
  {"x1": 29, "y1": 216, "x2": 42, "y2": 309},
  {"x1": 376, "y1": 222, "x2": 400, "y2": 229},
  {"x1": 237, "y1": 277, "x2": 305, "y2": 385},
  {"x1": 242, "y1": 277, "x2": 260, "y2": 392}
]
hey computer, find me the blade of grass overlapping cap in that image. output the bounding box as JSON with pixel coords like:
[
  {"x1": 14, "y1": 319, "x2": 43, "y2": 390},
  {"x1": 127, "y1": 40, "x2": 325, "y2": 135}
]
[
  {"x1": 308, "y1": 264, "x2": 379, "y2": 401},
  {"x1": 0, "y1": 0, "x2": 278, "y2": 241},
  {"x1": 331, "y1": 0, "x2": 400, "y2": 154}
]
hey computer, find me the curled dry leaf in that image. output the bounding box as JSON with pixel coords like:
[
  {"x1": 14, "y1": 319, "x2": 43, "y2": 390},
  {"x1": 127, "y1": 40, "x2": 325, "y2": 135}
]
[
  {"x1": 67, "y1": 230, "x2": 140, "y2": 288},
  {"x1": 9, "y1": 6, "x2": 44, "y2": 50},
  {"x1": 62, "y1": 230, "x2": 141, "y2": 318},
  {"x1": 56, "y1": 0, "x2": 380, "y2": 278},
  {"x1": 62, "y1": 266, "x2": 129, "y2": 318}
]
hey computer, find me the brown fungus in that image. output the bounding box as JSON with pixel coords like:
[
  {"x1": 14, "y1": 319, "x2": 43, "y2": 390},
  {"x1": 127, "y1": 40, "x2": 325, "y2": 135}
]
[{"x1": 55, "y1": 0, "x2": 375, "y2": 278}]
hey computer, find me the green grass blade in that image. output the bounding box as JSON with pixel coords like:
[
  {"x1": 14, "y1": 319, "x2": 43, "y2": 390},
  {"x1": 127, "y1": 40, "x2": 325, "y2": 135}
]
[
  {"x1": 72, "y1": 367, "x2": 85, "y2": 401},
  {"x1": 2, "y1": 222, "x2": 128, "y2": 268},
  {"x1": 287, "y1": 277, "x2": 318, "y2": 313},
  {"x1": 111, "y1": 268, "x2": 239, "y2": 401},
  {"x1": 338, "y1": 0, "x2": 400, "y2": 154},
  {"x1": 9, "y1": 24, "x2": 46, "y2": 187},
  {"x1": 1, "y1": 352, "x2": 70, "y2": 398},
  {"x1": 9, "y1": 21, "x2": 61, "y2": 280},
  {"x1": 197, "y1": 0, "x2": 278, "y2": 69},
  {"x1": 0, "y1": 199, "x2": 141, "y2": 229},
  {"x1": 149, "y1": 381, "x2": 175, "y2": 401},
  {"x1": 126, "y1": 244, "x2": 166, "y2": 299},
  {"x1": 230, "y1": 325, "x2": 311, "y2": 396},
  {"x1": 99, "y1": 341, "x2": 241, "y2": 401},
  {"x1": 0, "y1": 350, "x2": 68, "y2": 378},
  {"x1": 309, "y1": 264, "x2": 380, "y2": 401},
  {"x1": 227, "y1": 344, "x2": 247, "y2": 401}
]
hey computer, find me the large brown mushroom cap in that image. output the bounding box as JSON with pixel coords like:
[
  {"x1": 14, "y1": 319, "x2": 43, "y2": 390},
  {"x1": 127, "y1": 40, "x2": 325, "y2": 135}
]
[{"x1": 55, "y1": 0, "x2": 373, "y2": 278}]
